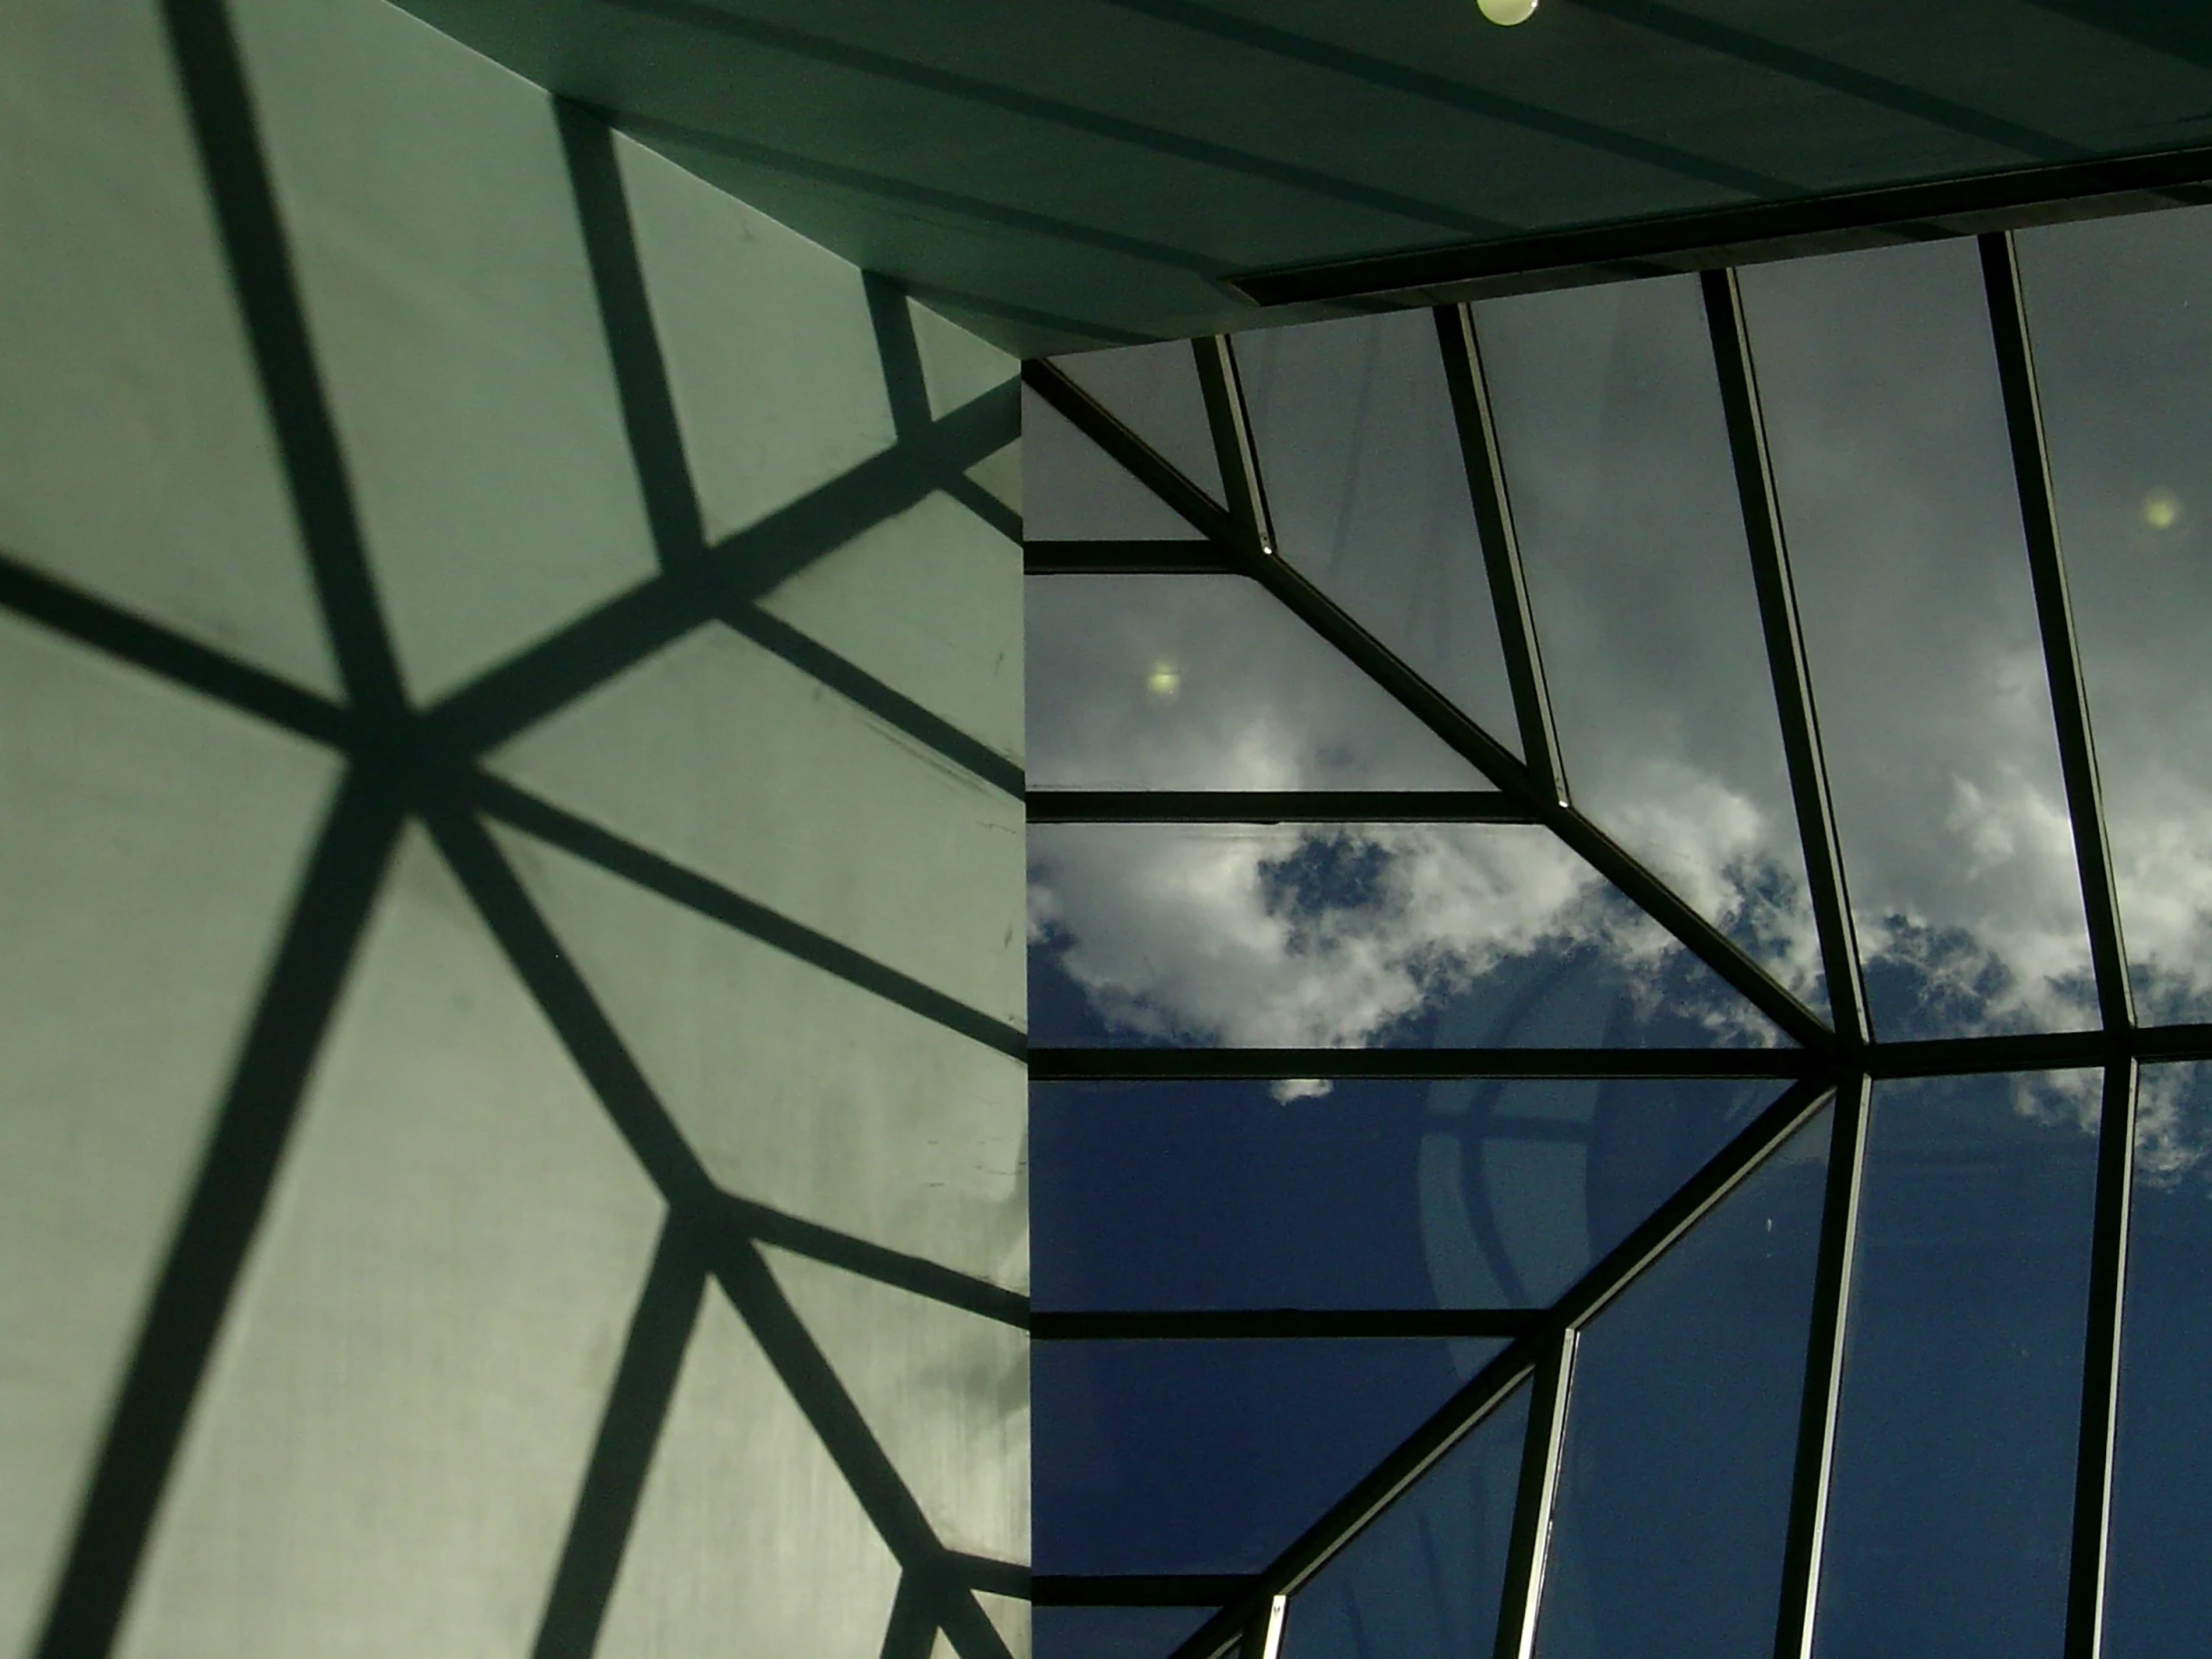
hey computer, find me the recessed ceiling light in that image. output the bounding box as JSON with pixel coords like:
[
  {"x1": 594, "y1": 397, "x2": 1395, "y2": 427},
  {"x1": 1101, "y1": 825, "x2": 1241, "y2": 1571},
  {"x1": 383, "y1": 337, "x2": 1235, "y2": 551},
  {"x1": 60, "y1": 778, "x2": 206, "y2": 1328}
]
[{"x1": 1478, "y1": 0, "x2": 1538, "y2": 23}]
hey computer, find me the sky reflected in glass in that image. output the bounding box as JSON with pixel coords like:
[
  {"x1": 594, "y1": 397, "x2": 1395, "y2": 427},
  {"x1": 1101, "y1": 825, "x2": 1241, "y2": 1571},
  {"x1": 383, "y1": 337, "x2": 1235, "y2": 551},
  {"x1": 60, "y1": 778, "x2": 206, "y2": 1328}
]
[
  {"x1": 1023, "y1": 384, "x2": 1201, "y2": 541},
  {"x1": 1056, "y1": 339, "x2": 1225, "y2": 503},
  {"x1": 1034, "y1": 1606, "x2": 1216, "y2": 1659},
  {"x1": 1030, "y1": 822, "x2": 1788, "y2": 1051},
  {"x1": 1237, "y1": 310, "x2": 1520, "y2": 749},
  {"x1": 1740, "y1": 241, "x2": 2095, "y2": 1041}
]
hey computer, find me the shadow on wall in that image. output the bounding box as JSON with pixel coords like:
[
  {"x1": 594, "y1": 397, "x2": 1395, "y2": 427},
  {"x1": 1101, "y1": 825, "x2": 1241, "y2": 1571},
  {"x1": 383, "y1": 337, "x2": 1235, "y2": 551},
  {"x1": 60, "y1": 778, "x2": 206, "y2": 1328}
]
[{"x1": 0, "y1": 0, "x2": 1026, "y2": 1655}]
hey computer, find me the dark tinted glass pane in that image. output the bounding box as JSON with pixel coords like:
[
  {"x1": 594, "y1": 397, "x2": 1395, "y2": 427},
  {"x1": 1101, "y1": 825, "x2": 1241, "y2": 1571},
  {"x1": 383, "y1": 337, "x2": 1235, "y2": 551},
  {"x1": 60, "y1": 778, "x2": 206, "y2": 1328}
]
[
  {"x1": 1056, "y1": 341, "x2": 1225, "y2": 503},
  {"x1": 1035, "y1": 1607, "x2": 1216, "y2": 1659},
  {"x1": 1813, "y1": 1072, "x2": 2100, "y2": 1659},
  {"x1": 1533, "y1": 1105, "x2": 1831, "y2": 1659},
  {"x1": 1236, "y1": 311, "x2": 1520, "y2": 750},
  {"x1": 1280, "y1": 1382, "x2": 1531, "y2": 1659},
  {"x1": 1025, "y1": 385, "x2": 1202, "y2": 540},
  {"x1": 1025, "y1": 574, "x2": 1487, "y2": 791},
  {"x1": 2104, "y1": 1061, "x2": 2212, "y2": 1658},
  {"x1": 2016, "y1": 207, "x2": 2212, "y2": 1022},
  {"x1": 1476, "y1": 276, "x2": 1820, "y2": 1009},
  {"x1": 1740, "y1": 242, "x2": 2095, "y2": 1040},
  {"x1": 1029, "y1": 822, "x2": 1792, "y2": 1049},
  {"x1": 1034, "y1": 1078, "x2": 1782, "y2": 1311},
  {"x1": 1034, "y1": 1338, "x2": 1499, "y2": 1576}
]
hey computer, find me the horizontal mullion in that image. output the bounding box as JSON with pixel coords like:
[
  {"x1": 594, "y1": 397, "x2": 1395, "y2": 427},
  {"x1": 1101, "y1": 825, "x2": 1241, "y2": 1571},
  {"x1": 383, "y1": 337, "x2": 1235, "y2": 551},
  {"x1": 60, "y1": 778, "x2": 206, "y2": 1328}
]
[
  {"x1": 1031, "y1": 1309, "x2": 1541, "y2": 1341},
  {"x1": 1026, "y1": 790, "x2": 1531, "y2": 824},
  {"x1": 1024, "y1": 539, "x2": 1244, "y2": 574},
  {"x1": 1028, "y1": 1046, "x2": 1811, "y2": 1081}
]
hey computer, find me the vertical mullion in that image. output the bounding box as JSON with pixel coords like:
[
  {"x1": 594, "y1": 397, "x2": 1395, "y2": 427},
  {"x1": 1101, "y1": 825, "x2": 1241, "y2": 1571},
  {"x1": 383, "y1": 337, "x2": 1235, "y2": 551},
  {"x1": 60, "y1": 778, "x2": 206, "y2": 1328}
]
[
  {"x1": 1434, "y1": 303, "x2": 1568, "y2": 806},
  {"x1": 1238, "y1": 1594, "x2": 1288, "y2": 1659},
  {"x1": 1978, "y1": 231, "x2": 2136, "y2": 1035},
  {"x1": 1491, "y1": 1328, "x2": 1578, "y2": 1659},
  {"x1": 1700, "y1": 268, "x2": 1868, "y2": 1048},
  {"x1": 1192, "y1": 335, "x2": 1274, "y2": 560},
  {"x1": 2066, "y1": 1057, "x2": 2139, "y2": 1659},
  {"x1": 1771, "y1": 1071, "x2": 1872, "y2": 1659}
]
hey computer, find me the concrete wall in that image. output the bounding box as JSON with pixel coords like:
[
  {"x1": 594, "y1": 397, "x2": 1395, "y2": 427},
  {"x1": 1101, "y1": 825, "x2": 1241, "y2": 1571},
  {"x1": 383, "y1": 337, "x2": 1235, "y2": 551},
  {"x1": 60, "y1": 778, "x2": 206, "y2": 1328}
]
[{"x1": 0, "y1": 1, "x2": 1027, "y2": 1654}]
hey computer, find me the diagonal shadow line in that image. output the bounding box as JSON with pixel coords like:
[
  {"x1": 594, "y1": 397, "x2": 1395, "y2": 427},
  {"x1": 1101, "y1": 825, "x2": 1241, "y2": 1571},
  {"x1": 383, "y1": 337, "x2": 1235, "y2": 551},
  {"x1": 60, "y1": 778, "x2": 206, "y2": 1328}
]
[
  {"x1": 865, "y1": 272, "x2": 934, "y2": 438},
  {"x1": 424, "y1": 380, "x2": 1019, "y2": 755},
  {"x1": 599, "y1": 0, "x2": 1515, "y2": 238},
  {"x1": 880, "y1": 1570, "x2": 943, "y2": 1659},
  {"x1": 706, "y1": 1234, "x2": 1016, "y2": 1659},
  {"x1": 162, "y1": 0, "x2": 407, "y2": 720},
  {"x1": 1100, "y1": 0, "x2": 1799, "y2": 197},
  {"x1": 944, "y1": 475, "x2": 1022, "y2": 549},
  {"x1": 1574, "y1": 0, "x2": 2091, "y2": 164},
  {"x1": 468, "y1": 771, "x2": 1026, "y2": 1062},
  {"x1": 717, "y1": 602, "x2": 1025, "y2": 799},
  {"x1": 627, "y1": 112, "x2": 1223, "y2": 276},
  {"x1": 33, "y1": 769, "x2": 405, "y2": 1659},
  {"x1": 532, "y1": 1215, "x2": 708, "y2": 1659},
  {"x1": 0, "y1": 546, "x2": 359, "y2": 751},
  {"x1": 725, "y1": 1192, "x2": 1027, "y2": 1331},
  {"x1": 556, "y1": 100, "x2": 709, "y2": 570}
]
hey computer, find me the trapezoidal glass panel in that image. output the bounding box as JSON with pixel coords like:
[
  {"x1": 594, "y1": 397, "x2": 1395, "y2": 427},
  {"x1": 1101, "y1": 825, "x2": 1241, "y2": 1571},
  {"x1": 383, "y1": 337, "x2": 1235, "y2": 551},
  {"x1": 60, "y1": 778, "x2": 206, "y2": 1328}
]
[
  {"x1": 1532, "y1": 1104, "x2": 1832, "y2": 1659},
  {"x1": 1475, "y1": 275, "x2": 1822, "y2": 1012},
  {"x1": 2015, "y1": 205, "x2": 2212, "y2": 1023},
  {"x1": 1279, "y1": 1379, "x2": 1531, "y2": 1659},
  {"x1": 1029, "y1": 822, "x2": 1792, "y2": 1049},
  {"x1": 1024, "y1": 385, "x2": 1203, "y2": 541},
  {"x1": 1033, "y1": 1078, "x2": 1785, "y2": 1312},
  {"x1": 1739, "y1": 241, "x2": 2095, "y2": 1042},
  {"x1": 1054, "y1": 340, "x2": 1225, "y2": 503},
  {"x1": 1235, "y1": 310, "x2": 1520, "y2": 751},
  {"x1": 1025, "y1": 574, "x2": 1489, "y2": 792},
  {"x1": 1812, "y1": 1072, "x2": 2100, "y2": 1659},
  {"x1": 1034, "y1": 1338, "x2": 1501, "y2": 1577}
]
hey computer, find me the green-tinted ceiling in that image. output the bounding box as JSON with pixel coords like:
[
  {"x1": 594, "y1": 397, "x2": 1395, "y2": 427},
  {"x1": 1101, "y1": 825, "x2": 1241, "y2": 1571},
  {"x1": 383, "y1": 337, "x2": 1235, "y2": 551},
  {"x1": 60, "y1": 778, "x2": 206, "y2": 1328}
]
[{"x1": 390, "y1": 0, "x2": 2212, "y2": 354}]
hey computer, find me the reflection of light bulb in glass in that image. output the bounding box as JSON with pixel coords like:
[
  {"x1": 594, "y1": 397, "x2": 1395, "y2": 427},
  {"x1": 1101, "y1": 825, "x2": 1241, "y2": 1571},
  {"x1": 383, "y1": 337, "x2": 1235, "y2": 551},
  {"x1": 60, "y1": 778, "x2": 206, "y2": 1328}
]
[
  {"x1": 2144, "y1": 487, "x2": 2182, "y2": 531},
  {"x1": 1146, "y1": 662, "x2": 1181, "y2": 701},
  {"x1": 1478, "y1": 0, "x2": 1538, "y2": 23}
]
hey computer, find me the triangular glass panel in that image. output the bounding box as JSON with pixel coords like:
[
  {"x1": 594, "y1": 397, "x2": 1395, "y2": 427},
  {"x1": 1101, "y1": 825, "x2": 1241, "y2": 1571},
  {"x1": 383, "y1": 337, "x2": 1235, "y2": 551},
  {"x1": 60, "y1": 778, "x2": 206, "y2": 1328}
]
[
  {"x1": 1531, "y1": 1103, "x2": 1833, "y2": 1659},
  {"x1": 1474, "y1": 276, "x2": 1828, "y2": 1020},
  {"x1": 1034, "y1": 1337, "x2": 1504, "y2": 1577},
  {"x1": 1024, "y1": 385, "x2": 1202, "y2": 541},
  {"x1": 1033, "y1": 1077, "x2": 1790, "y2": 1313},
  {"x1": 1028, "y1": 819, "x2": 1796, "y2": 1050},
  {"x1": 1280, "y1": 1379, "x2": 1532, "y2": 1659},
  {"x1": 1055, "y1": 340, "x2": 1226, "y2": 503},
  {"x1": 1235, "y1": 310, "x2": 1521, "y2": 754},
  {"x1": 1025, "y1": 573, "x2": 1492, "y2": 791}
]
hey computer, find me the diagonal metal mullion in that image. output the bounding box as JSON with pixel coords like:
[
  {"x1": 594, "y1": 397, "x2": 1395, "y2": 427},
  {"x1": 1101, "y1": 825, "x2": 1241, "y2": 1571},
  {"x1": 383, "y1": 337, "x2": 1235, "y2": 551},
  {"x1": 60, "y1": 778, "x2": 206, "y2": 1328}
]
[
  {"x1": 1491, "y1": 1328, "x2": 1578, "y2": 1659},
  {"x1": 1192, "y1": 335, "x2": 1276, "y2": 557},
  {"x1": 1978, "y1": 231, "x2": 2136, "y2": 1035},
  {"x1": 1433, "y1": 302, "x2": 1567, "y2": 805},
  {"x1": 2065, "y1": 1057, "x2": 2139, "y2": 1659},
  {"x1": 1701, "y1": 267, "x2": 1869, "y2": 1048},
  {"x1": 1023, "y1": 358, "x2": 1235, "y2": 542},
  {"x1": 1771, "y1": 1070, "x2": 1872, "y2": 1659}
]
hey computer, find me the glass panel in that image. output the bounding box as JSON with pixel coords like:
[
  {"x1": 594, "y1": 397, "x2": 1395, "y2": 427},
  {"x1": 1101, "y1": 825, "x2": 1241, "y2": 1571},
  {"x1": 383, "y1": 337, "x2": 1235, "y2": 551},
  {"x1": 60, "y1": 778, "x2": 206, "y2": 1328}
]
[
  {"x1": 1024, "y1": 386, "x2": 1202, "y2": 541},
  {"x1": 1476, "y1": 276, "x2": 1821, "y2": 1010},
  {"x1": 1034, "y1": 1607, "x2": 1216, "y2": 1659},
  {"x1": 1034, "y1": 1078, "x2": 1783, "y2": 1311},
  {"x1": 1533, "y1": 1105, "x2": 1831, "y2": 1659},
  {"x1": 1236, "y1": 311, "x2": 1520, "y2": 750},
  {"x1": 1034, "y1": 1338, "x2": 1498, "y2": 1576},
  {"x1": 1812, "y1": 1072, "x2": 2100, "y2": 1659},
  {"x1": 1055, "y1": 341, "x2": 1225, "y2": 502},
  {"x1": 1280, "y1": 1382, "x2": 1531, "y2": 1659},
  {"x1": 1025, "y1": 574, "x2": 1489, "y2": 791},
  {"x1": 2016, "y1": 207, "x2": 2212, "y2": 1022},
  {"x1": 1740, "y1": 241, "x2": 2096, "y2": 1041},
  {"x1": 2104, "y1": 1061, "x2": 2212, "y2": 1657},
  {"x1": 1029, "y1": 822, "x2": 1791, "y2": 1049}
]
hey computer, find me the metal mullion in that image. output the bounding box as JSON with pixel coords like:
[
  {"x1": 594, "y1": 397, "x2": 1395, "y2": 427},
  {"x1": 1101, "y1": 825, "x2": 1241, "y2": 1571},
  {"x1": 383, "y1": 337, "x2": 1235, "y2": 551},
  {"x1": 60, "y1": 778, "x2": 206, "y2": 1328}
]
[
  {"x1": 1771, "y1": 1071, "x2": 1872, "y2": 1659},
  {"x1": 1023, "y1": 539, "x2": 1242, "y2": 574},
  {"x1": 1024, "y1": 789, "x2": 1532, "y2": 825},
  {"x1": 1978, "y1": 231, "x2": 2136, "y2": 1034},
  {"x1": 2065, "y1": 1057, "x2": 2139, "y2": 1659},
  {"x1": 1191, "y1": 335, "x2": 1275, "y2": 559},
  {"x1": 1023, "y1": 358, "x2": 1238, "y2": 545},
  {"x1": 1434, "y1": 302, "x2": 1567, "y2": 805},
  {"x1": 1491, "y1": 1328, "x2": 1578, "y2": 1659},
  {"x1": 1701, "y1": 267, "x2": 1869, "y2": 1049}
]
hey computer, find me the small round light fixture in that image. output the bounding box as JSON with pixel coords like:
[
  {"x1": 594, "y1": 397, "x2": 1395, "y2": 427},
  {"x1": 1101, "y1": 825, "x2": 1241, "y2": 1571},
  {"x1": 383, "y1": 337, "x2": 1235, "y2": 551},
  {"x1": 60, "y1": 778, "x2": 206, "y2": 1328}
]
[
  {"x1": 1478, "y1": 0, "x2": 1538, "y2": 24},
  {"x1": 1146, "y1": 661, "x2": 1181, "y2": 702},
  {"x1": 2143, "y1": 486, "x2": 2182, "y2": 531}
]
